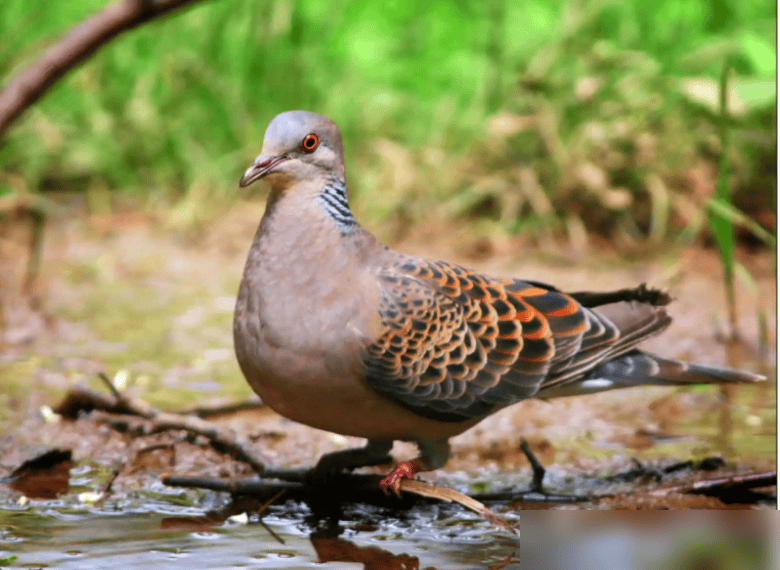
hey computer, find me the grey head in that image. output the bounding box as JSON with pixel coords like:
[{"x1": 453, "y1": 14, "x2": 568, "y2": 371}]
[{"x1": 240, "y1": 110, "x2": 345, "y2": 189}]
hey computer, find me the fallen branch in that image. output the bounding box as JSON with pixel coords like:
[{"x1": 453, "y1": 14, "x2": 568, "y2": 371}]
[
  {"x1": 161, "y1": 472, "x2": 513, "y2": 531},
  {"x1": 399, "y1": 479, "x2": 513, "y2": 532},
  {"x1": 177, "y1": 400, "x2": 265, "y2": 419},
  {"x1": 54, "y1": 380, "x2": 265, "y2": 474},
  {"x1": 163, "y1": 474, "x2": 302, "y2": 498},
  {"x1": 52, "y1": 378, "x2": 512, "y2": 526},
  {"x1": 50, "y1": 380, "x2": 774, "y2": 519},
  {"x1": 659, "y1": 470, "x2": 776, "y2": 502},
  {"x1": 53, "y1": 383, "x2": 141, "y2": 417},
  {"x1": 108, "y1": 411, "x2": 266, "y2": 474}
]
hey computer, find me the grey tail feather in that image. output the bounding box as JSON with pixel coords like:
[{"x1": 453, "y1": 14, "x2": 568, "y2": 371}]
[{"x1": 536, "y1": 350, "x2": 765, "y2": 399}]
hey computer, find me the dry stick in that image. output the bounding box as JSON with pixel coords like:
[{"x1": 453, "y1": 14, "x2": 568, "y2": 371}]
[
  {"x1": 57, "y1": 383, "x2": 773, "y2": 518},
  {"x1": 97, "y1": 371, "x2": 124, "y2": 403},
  {"x1": 162, "y1": 473, "x2": 512, "y2": 531},
  {"x1": 57, "y1": 381, "x2": 510, "y2": 526},
  {"x1": 487, "y1": 555, "x2": 519, "y2": 570},
  {"x1": 258, "y1": 518, "x2": 285, "y2": 545},
  {"x1": 145, "y1": 411, "x2": 266, "y2": 474},
  {"x1": 258, "y1": 502, "x2": 285, "y2": 544},
  {"x1": 53, "y1": 384, "x2": 133, "y2": 417},
  {"x1": 162, "y1": 475, "x2": 301, "y2": 495},
  {"x1": 398, "y1": 479, "x2": 514, "y2": 533},
  {"x1": 256, "y1": 490, "x2": 288, "y2": 545},
  {"x1": 101, "y1": 466, "x2": 122, "y2": 495},
  {"x1": 0, "y1": 0, "x2": 202, "y2": 137},
  {"x1": 177, "y1": 400, "x2": 265, "y2": 419},
  {"x1": 659, "y1": 471, "x2": 776, "y2": 498},
  {"x1": 57, "y1": 380, "x2": 266, "y2": 474}
]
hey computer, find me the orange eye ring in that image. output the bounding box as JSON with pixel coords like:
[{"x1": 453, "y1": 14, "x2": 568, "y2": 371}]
[{"x1": 300, "y1": 133, "x2": 319, "y2": 153}]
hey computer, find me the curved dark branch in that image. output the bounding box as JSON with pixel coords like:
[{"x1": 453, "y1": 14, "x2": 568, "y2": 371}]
[{"x1": 0, "y1": 0, "x2": 202, "y2": 137}]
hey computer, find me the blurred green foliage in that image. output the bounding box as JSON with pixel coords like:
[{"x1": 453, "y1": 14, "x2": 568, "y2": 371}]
[{"x1": 0, "y1": 0, "x2": 775, "y2": 246}]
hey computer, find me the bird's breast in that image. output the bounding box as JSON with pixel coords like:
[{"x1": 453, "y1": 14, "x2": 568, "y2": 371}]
[{"x1": 232, "y1": 211, "x2": 387, "y2": 421}]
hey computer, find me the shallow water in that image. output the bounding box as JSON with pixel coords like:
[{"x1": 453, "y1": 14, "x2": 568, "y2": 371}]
[
  {"x1": 1, "y1": 496, "x2": 775, "y2": 569},
  {"x1": 1, "y1": 501, "x2": 511, "y2": 569}
]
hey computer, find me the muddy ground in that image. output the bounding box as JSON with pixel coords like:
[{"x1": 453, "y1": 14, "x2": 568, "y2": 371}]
[{"x1": 0, "y1": 199, "x2": 776, "y2": 512}]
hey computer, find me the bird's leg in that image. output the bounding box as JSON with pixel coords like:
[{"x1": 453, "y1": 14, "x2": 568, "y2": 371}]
[
  {"x1": 314, "y1": 439, "x2": 393, "y2": 476},
  {"x1": 380, "y1": 438, "x2": 450, "y2": 497}
]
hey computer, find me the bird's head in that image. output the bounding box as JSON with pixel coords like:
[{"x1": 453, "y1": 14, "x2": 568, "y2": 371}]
[{"x1": 239, "y1": 110, "x2": 345, "y2": 190}]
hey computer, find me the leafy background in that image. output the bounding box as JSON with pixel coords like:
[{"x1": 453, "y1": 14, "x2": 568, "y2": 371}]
[{"x1": 0, "y1": 0, "x2": 775, "y2": 249}]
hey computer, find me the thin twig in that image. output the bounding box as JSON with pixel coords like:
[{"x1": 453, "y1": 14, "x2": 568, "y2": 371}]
[
  {"x1": 158, "y1": 412, "x2": 263, "y2": 472},
  {"x1": 101, "y1": 465, "x2": 122, "y2": 495},
  {"x1": 97, "y1": 371, "x2": 123, "y2": 401},
  {"x1": 176, "y1": 400, "x2": 265, "y2": 419},
  {"x1": 53, "y1": 382, "x2": 266, "y2": 474},
  {"x1": 51, "y1": 383, "x2": 773, "y2": 517},
  {"x1": 667, "y1": 471, "x2": 776, "y2": 497},
  {"x1": 399, "y1": 479, "x2": 514, "y2": 532},
  {"x1": 258, "y1": 518, "x2": 285, "y2": 544},
  {"x1": 256, "y1": 489, "x2": 288, "y2": 545}
]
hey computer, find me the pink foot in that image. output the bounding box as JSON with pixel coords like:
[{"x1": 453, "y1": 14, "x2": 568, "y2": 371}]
[{"x1": 379, "y1": 461, "x2": 418, "y2": 497}]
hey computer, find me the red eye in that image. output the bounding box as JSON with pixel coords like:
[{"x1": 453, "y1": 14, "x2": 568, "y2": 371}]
[{"x1": 300, "y1": 133, "x2": 319, "y2": 153}]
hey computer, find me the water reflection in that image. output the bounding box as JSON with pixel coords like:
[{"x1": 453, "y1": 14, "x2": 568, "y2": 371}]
[{"x1": 0, "y1": 498, "x2": 774, "y2": 569}]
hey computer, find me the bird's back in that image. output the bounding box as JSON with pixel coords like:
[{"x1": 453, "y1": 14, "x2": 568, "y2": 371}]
[{"x1": 360, "y1": 253, "x2": 751, "y2": 422}]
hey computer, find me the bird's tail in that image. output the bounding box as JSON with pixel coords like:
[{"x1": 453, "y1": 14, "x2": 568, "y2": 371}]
[{"x1": 536, "y1": 350, "x2": 765, "y2": 399}]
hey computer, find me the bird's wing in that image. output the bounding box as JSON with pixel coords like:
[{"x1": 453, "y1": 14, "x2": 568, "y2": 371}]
[{"x1": 361, "y1": 257, "x2": 670, "y2": 422}]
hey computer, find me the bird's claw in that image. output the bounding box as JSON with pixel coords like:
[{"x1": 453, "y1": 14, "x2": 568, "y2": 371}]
[{"x1": 379, "y1": 461, "x2": 416, "y2": 497}]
